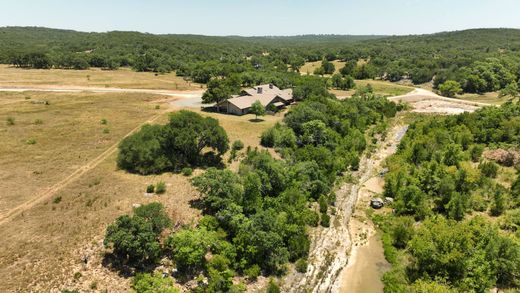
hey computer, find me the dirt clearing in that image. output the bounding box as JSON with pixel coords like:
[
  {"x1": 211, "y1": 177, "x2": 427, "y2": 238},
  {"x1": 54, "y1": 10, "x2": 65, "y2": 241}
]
[{"x1": 389, "y1": 88, "x2": 488, "y2": 114}]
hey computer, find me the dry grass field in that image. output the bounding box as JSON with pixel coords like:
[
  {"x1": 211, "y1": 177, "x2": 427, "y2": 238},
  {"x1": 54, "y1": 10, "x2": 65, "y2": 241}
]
[
  {"x1": 457, "y1": 92, "x2": 512, "y2": 105},
  {"x1": 0, "y1": 65, "x2": 202, "y2": 90},
  {"x1": 300, "y1": 60, "x2": 346, "y2": 75},
  {"x1": 0, "y1": 88, "x2": 281, "y2": 292},
  {"x1": 331, "y1": 79, "x2": 414, "y2": 98}
]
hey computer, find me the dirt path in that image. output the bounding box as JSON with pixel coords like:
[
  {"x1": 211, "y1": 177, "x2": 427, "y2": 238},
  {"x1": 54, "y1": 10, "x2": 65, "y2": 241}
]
[
  {"x1": 0, "y1": 108, "x2": 172, "y2": 226},
  {"x1": 0, "y1": 85, "x2": 204, "y2": 98},
  {"x1": 283, "y1": 123, "x2": 408, "y2": 292}
]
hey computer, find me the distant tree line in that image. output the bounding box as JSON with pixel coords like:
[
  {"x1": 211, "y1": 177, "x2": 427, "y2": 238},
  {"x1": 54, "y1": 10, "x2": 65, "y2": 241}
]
[{"x1": 3, "y1": 27, "x2": 520, "y2": 95}]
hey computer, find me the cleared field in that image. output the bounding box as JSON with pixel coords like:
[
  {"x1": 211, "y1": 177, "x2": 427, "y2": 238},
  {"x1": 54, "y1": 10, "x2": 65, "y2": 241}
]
[
  {"x1": 0, "y1": 65, "x2": 202, "y2": 90},
  {"x1": 0, "y1": 90, "x2": 281, "y2": 292},
  {"x1": 457, "y1": 92, "x2": 512, "y2": 105},
  {"x1": 331, "y1": 79, "x2": 414, "y2": 98},
  {"x1": 300, "y1": 60, "x2": 346, "y2": 75}
]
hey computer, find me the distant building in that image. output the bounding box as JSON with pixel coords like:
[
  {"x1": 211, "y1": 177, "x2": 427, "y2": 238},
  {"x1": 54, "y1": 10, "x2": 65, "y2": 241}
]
[{"x1": 217, "y1": 84, "x2": 294, "y2": 115}]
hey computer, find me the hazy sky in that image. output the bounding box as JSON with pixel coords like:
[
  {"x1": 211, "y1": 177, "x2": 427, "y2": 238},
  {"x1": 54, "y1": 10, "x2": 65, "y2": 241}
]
[{"x1": 1, "y1": 0, "x2": 519, "y2": 36}]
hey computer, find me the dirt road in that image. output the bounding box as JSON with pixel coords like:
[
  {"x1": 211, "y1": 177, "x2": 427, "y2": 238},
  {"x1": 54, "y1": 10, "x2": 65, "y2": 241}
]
[
  {"x1": 389, "y1": 88, "x2": 488, "y2": 114},
  {"x1": 0, "y1": 85, "x2": 204, "y2": 99}
]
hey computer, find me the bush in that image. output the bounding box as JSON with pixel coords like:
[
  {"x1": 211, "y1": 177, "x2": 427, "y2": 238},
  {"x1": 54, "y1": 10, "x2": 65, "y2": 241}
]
[
  {"x1": 232, "y1": 140, "x2": 244, "y2": 151},
  {"x1": 266, "y1": 278, "x2": 281, "y2": 293},
  {"x1": 100, "y1": 118, "x2": 108, "y2": 125},
  {"x1": 244, "y1": 264, "x2": 261, "y2": 281},
  {"x1": 34, "y1": 119, "x2": 43, "y2": 125},
  {"x1": 479, "y1": 161, "x2": 499, "y2": 178},
  {"x1": 469, "y1": 145, "x2": 484, "y2": 162},
  {"x1": 295, "y1": 258, "x2": 308, "y2": 273},
  {"x1": 146, "y1": 184, "x2": 155, "y2": 193},
  {"x1": 132, "y1": 273, "x2": 179, "y2": 293},
  {"x1": 6, "y1": 117, "x2": 15, "y2": 126},
  {"x1": 26, "y1": 139, "x2": 36, "y2": 145},
  {"x1": 182, "y1": 167, "x2": 193, "y2": 176},
  {"x1": 318, "y1": 195, "x2": 328, "y2": 213},
  {"x1": 53, "y1": 196, "x2": 62, "y2": 204},
  {"x1": 321, "y1": 212, "x2": 330, "y2": 227},
  {"x1": 155, "y1": 181, "x2": 166, "y2": 194},
  {"x1": 103, "y1": 128, "x2": 110, "y2": 134}
]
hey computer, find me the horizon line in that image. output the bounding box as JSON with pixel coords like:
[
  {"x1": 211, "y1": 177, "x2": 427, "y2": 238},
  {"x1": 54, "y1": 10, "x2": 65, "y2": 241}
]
[{"x1": 2, "y1": 25, "x2": 520, "y2": 38}]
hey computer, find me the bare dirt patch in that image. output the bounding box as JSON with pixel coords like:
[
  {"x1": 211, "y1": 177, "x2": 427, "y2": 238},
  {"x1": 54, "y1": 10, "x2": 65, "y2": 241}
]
[{"x1": 389, "y1": 88, "x2": 487, "y2": 114}]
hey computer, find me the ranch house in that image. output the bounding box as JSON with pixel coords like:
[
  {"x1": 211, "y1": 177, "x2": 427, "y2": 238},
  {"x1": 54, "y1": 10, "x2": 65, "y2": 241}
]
[{"x1": 216, "y1": 84, "x2": 294, "y2": 115}]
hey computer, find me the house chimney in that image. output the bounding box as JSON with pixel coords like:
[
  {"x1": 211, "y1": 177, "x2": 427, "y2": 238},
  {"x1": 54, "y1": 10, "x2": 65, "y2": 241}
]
[
  {"x1": 257, "y1": 87, "x2": 263, "y2": 94},
  {"x1": 269, "y1": 84, "x2": 273, "y2": 89}
]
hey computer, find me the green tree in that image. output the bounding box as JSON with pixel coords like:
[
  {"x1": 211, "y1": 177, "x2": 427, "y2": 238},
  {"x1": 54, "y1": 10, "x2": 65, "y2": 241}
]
[
  {"x1": 166, "y1": 228, "x2": 219, "y2": 274},
  {"x1": 321, "y1": 59, "x2": 335, "y2": 75},
  {"x1": 250, "y1": 100, "x2": 266, "y2": 120},
  {"x1": 439, "y1": 80, "x2": 462, "y2": 97},
  {"x1": 104, "y1": 215, "x2": 162, "y2": 265},
  {"x1": 133, "y1": 202, "x2": 171, "y2": 234},
  {"x1": 118, "y1": 111, "x2": 229, "y2": 174},
  {"x1": 202, "y1": 79, "x2": 233, "y2": 111},
  {"x1": 499, "y1": 81, "x2": 519, "y2": 99}
]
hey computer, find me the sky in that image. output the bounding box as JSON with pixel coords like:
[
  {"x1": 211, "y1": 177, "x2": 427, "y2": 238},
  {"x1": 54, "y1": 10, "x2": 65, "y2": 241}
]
[{"x1": 1, "y1": 0, "x2": 519, "y2": 36}]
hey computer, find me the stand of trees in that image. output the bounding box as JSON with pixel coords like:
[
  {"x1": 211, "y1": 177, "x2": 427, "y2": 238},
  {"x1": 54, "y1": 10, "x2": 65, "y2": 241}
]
[
  {"x1": 376, "y1": 101, "x2": 520, "y2": 292},
  {"x1": 117, "y1": 111, "x2": 229, "y2": 175}
]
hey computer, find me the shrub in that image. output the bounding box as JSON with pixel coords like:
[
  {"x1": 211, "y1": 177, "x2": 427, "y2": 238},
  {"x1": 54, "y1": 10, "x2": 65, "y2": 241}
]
[
  {"x1": 155, "y1": 181, "x2": 166, "y2": 194},
  {"x1": 155, "y1": 105, "x2": 161, "y2": 110},
  {"x1": 53, "y1": 196, "x2": 62, "y2": 204},
  {"x1": 304, "y1": 210, "x2": 320, "y2": 227},
  {"x1": 100, "y1": 118, "x2": 108, "y2": 125},
  {"x1": 295, "y1": 258, "x2": 308, "y2": 273},
  {"x1": 181, "y1": 167, "x2": 193, "y2": 176},
  {"x1": 469, "y1": 145, "x2": 484, "y2": 162},
  {"x1": 26, "y1": 139, "x2": 36, "y2": 145},
  {"x1": 318, "y1": 195, "x2": 328, "y2": 213},
  {"x1": 321, "y1": 212, "x2": 330, "y2": 227},
  {"x1": 73, "y1": 272, "x2": 81, "y2": 280},
  {"x1": 232, "y1": 140, "x2": 244, "y2": 151},
  {"x1": 132, "y1": 273, "x2": 179, "y2": 293},
  {"x1": 479, "y1": 161, "x2": 499, "y2": 178},
  {"x1": 34, "y1": 119, "x2": 43, "y2": 125},
  {"x1": 6, "y1": 117, "x2": 15, "y2": 125},
  {"x1": 266, "y1": 278, "x2": 281, "y2": 293},
  {"x1": 146, "y1": 184, "x2": 155, "y2": 193},
  {"x1": 103, "y1": 128, "x2": 110, "y2": 134},
  {"x1": 244, "y1": 264, "x2": 261, "y2": 281}
]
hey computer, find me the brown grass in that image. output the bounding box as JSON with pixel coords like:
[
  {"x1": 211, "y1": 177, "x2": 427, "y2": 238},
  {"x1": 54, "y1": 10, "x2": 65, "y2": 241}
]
[
  {"x1": 331, "y1": 80, "x2": 414, "y2": 98},
  {"x1": 0, "y1": 65, "x2": 202, "y2": 90},
  {"x1": 0, "y1": 90, "x2": 281, "y2": 292},
  {"x1": 457, "y1": 92, "x2": 511, "y2": 105},
  {"x1": 300, "y1": 60, "x2": 346, "y2": 76}
]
